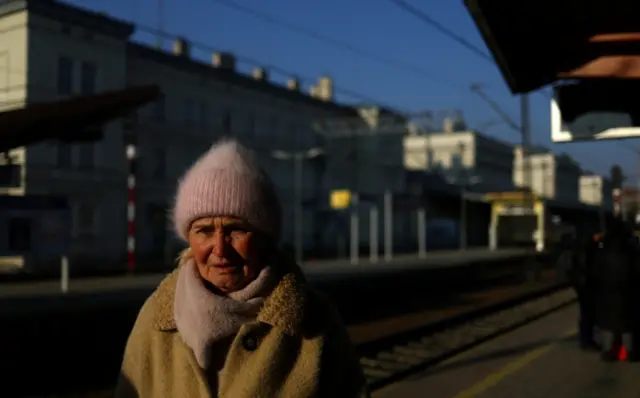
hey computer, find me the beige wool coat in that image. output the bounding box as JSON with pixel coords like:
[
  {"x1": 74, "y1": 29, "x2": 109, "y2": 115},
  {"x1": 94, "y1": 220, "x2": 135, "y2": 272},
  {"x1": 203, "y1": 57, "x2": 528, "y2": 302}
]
[{"x1": 115, "y1": 257, "x2": 369, "y2": 398}]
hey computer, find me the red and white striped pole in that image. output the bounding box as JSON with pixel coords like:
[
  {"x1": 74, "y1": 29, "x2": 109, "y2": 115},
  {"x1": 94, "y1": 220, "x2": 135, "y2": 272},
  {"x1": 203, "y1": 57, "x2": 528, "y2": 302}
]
[
  {"x1": 613, "y1": 188, "x2": 622, "y2": 219},
  {"x1": 123, "y1": 113, "x2": 138, "y2": 273}
]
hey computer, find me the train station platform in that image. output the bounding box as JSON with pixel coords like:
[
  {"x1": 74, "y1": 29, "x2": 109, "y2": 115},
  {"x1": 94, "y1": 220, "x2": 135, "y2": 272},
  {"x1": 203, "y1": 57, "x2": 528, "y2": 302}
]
[
  {"x1": 374, "y1": 304, "x2": 638, "y2": 398},
  {"x1": 0, "y1": 247, "x2": 536, "y2": 301}
]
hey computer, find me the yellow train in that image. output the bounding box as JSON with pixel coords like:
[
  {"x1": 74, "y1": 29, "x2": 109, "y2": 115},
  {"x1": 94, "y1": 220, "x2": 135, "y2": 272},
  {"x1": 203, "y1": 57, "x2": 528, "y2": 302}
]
[{"x1": 486, "y1": 190, "x2": 601, "y2": 252}]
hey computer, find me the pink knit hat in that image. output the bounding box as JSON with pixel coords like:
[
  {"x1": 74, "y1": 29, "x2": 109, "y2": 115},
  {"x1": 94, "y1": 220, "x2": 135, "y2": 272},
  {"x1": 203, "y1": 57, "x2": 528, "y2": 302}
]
[{"x1": 173, "y1": 138, "x2": 282, "y2": 241}]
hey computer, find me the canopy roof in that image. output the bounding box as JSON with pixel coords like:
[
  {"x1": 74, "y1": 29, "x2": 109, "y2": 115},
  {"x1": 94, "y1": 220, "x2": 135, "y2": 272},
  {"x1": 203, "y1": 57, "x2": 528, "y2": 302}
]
[
  {"x1": 0, "y1": 85, "x2": 162, "y2": 153},
  {"x1": 464, "y1": 0, "x2": 640, "y2": 93}
]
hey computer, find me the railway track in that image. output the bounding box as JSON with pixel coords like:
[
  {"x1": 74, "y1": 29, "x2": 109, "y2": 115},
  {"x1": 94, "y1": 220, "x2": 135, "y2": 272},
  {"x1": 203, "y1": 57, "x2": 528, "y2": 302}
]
[
  {"x1": 40, "y1": 278, "x2": 574, "y2": 398},
  {"x1": 359, "y1": 285, "x2": 575, "y2": 391}
]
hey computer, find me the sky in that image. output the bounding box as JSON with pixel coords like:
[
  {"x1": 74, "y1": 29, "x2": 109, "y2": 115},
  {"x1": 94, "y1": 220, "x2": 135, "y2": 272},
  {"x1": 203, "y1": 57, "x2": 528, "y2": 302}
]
[{"x1": 76, "y1": 0, "x2": 637, "y2": 182}]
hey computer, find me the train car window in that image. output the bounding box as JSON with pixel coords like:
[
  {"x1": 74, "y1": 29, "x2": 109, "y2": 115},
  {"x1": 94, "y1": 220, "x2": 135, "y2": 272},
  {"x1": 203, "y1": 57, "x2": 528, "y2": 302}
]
[{"x1": 8, "y1": 217, "x2": 31, "y2": 251}]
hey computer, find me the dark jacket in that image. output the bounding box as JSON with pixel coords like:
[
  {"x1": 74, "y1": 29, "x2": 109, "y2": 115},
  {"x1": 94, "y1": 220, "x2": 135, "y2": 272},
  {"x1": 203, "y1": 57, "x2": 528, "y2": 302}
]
[
  {"x1": 563, "y1": 236, "x2": 590, "y2": 292},
  {"x1": 588, "y1": 224, "x2": 640, "y2": 332}
]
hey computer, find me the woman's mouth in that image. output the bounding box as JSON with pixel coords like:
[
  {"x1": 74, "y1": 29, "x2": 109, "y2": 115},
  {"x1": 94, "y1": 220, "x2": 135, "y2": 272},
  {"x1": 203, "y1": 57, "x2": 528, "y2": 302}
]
[{"x1": 212, "y1": 263, "x2": 236, "y2": 271}]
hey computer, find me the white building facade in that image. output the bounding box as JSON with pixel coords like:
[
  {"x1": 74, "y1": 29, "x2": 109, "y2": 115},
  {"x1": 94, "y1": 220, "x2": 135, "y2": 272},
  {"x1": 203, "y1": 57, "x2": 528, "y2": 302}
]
[
  {"x1": 0, "y1": 0, "x2": 368, "y2": 266},
  {"x1": 579, "y1": 174, "x2": 613, "y2": 209},
  {"x1": 513, "y1": 147, "x2": 582, "y2": 203},
  {"x1": 403, "y1": 129, "x2": 515, "y2": 193}
]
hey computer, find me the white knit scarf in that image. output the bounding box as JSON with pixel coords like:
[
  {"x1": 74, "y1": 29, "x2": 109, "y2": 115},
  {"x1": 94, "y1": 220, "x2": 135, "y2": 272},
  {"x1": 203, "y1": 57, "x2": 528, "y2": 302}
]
[{"x1": 173, "y1": 260, "x2": 273, "y2": 369}]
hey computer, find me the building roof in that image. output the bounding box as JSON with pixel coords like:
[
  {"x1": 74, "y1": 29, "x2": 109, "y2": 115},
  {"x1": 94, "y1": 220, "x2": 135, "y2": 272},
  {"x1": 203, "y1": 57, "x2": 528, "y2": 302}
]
[
  {"x1": 128, "y1": 43, "x2": 359, "y2": 117},
  {"x1": 0, "y1": 0, "x2": 134, "y2": 39},
  {"x1": 464, "y1": 0, "x2": 640, "y2": 93},
  {"x1": 0, "y1": 85, "x2": 161, "y2": 152},
  {"x1": 3, "y1": 0, "x2": 361, "y2": 117},
  {"x1": 353, "y1": 103, "x2": 405, "y2": 118}
]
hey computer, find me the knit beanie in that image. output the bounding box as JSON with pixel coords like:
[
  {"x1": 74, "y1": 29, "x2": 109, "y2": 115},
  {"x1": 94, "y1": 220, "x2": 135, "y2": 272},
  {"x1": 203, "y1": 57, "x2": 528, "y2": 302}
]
[{"x1": 173, "y1": 138, "x2": 282, "y2": 241}]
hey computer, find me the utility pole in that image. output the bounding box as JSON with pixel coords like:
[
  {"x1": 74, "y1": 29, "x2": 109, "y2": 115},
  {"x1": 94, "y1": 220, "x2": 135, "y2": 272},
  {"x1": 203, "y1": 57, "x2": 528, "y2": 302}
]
[
  {"x1": 470, "y1": 84, "x2": 533, "y2": 202},
  {"x1": 272, "y1": 147, "x2": 324, "y2": 265},
  {"x1": 520, "y1": 94, "x2": 533, "y2": 208},
  {"x1": 457, "y1": 142, "x2": 468, "y2": 250}
]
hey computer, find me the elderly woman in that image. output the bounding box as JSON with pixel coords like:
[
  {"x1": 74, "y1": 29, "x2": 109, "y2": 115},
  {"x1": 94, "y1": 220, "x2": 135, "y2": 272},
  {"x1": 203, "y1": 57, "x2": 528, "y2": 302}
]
[{"x1": 115, "y1": 139, "x2": 368, "y2": 397}]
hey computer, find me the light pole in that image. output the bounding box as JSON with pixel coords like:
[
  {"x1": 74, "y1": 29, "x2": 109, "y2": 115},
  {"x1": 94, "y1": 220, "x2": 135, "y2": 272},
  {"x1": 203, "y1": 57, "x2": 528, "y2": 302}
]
[{"x1": 272, "y1": 147, "x2": 324, "y2": 265}]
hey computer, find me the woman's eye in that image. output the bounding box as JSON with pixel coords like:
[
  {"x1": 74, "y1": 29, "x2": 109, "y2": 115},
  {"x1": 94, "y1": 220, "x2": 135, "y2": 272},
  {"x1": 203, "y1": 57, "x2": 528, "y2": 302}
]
[{"x1": 197, "y1": 227, "x2": 214, "y2": 236}]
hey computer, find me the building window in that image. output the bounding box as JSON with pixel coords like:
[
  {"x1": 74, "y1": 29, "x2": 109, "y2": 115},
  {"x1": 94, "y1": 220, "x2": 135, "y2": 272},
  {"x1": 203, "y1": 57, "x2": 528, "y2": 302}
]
[
  {"x1": 56, "y1": 143, "x2": 72, "y2": 168},
  {"x1": 0, "y1": 163, "x2": 20, "y2": 188},
  {"x1": 153, "y1": 148, "x2": 166, "y2": 178},
  {"x1": 199, "y1": 101, "x2": 207, "y2": 128},
  {"x1": 154, "y1": 97, "x2": 165, "y2": 121},
  {"x1": 269, "y1": 117, "x2": 278, "y2": 136},
  {"x1": 80, "y1": 61, "x2": 97, "y2": 95},
  {"x1": 184, "y1": 98, "x2": 194, "y2": 124},
  {"x1": 57, "y1": 56, "x2": 73, "y2": 95},
  {"x1": 288, "y1": 123, "x2": 298, "y2": 146},
  {"x1": 222, "y1": 110, "x2": 231, "y2": 131},
  {"x1": 247, "y1": 113, "x2": 255, "y2": 137},
  {"x1": 8, "y1": 217, "x2": 30, "y2": 251},
  {"x1": 78, "y1": 143, "x2": 94, "y2": 170},
  {"x1": 82, "y1": 30, "x2": 94, "y2": 41},
  {"x1": 73, "y1": 202, "x2": 97, "y2": 236}
]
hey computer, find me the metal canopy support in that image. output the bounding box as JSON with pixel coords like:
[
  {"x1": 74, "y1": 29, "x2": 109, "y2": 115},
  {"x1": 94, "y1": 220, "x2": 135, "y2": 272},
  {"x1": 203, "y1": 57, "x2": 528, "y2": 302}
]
[
  {"x1": 350, "y1": 193, "x2": 360, "y2": 265},
  {"x1": 370, "y1": 206, "x2": 379, "y2": 263},
  {"x1": 417, "y1": 207, "x2": 426, "y2": 258},
  {"x1": 384, "y1": 190, "x2": 393, "y2": 262}
]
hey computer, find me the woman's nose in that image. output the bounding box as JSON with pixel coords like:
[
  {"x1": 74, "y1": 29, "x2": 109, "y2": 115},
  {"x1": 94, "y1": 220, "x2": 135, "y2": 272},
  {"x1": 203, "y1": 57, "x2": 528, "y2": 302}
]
[{"x1": 212, "y1": 231, "x2": 228, "y2": 257}]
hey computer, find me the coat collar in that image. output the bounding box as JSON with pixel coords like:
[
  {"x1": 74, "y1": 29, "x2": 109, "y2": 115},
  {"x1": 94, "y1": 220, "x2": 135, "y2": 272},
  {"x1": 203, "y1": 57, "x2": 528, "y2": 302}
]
[{"x1": 149, "y1": 255, "x2": 308, "y2": 337}]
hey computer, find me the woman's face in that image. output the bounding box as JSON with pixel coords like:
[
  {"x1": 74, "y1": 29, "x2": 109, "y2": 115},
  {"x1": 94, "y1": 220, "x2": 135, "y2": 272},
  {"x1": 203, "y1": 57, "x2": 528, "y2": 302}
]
[{"x1": 187, "y1": 216, "x2": 267, "y2": 294}]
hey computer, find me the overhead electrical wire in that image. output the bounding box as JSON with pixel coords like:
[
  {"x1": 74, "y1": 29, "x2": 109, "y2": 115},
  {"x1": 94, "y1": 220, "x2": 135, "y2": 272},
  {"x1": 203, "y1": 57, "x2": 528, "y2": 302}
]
[
  {"x1": 133, "y1": 23, "x2": 405, "y2": 111},
  {"x1": 74, "y1": 0, "x2": 410, "y2": 111},
  {"x1": 209, "y1": 0, "x2": 463, "y2": 91},
  {"x1": 383, "y1": 0, "x2": 624, "y2": 173},
  {"x1": 384, "y1": 0, "x2": 552, "y2": 101},
  {"x1": 385, "y1": 0, "x2": 494, "y2": 63}
]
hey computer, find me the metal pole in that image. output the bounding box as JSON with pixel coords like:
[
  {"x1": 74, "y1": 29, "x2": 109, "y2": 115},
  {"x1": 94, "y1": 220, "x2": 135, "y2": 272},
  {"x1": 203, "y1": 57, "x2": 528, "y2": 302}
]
[
  {"x1": 60, "y1": 256, "x2": 69, "y2": 293},
  {"x1": 123, "y1": 112, "x2": 138, "y2": 274},
  {"x1": 460, "y1": 187, "x2": 467, "y2": 250},
  {"x1": 417, "y1": 207, "x2": 426, "y2": 258},
  {"x1": 293, "y1": 154, "x2": 304, "y2": 265},
  {"x1": 350, "y1": 193, "x2": 359, "y2": 265},
  {"x1": 520, "y1": 94, "x2": 532, "y2": 209},
  {"x1": 384, "y1": 190, "x2": 393, "y2": 261},
  {"x1": 370, "y1": 206, "x2": 378, "y2": 263}
]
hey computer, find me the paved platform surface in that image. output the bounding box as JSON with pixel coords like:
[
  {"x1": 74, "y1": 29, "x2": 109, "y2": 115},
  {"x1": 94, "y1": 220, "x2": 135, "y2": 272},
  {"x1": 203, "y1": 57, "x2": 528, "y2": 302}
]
[
  {"x1": 0, "y1": 248, "x2": 533, "y2": 300},
  {"x1": 374, "y1": 304, "x2": 640, "y2": 398}
]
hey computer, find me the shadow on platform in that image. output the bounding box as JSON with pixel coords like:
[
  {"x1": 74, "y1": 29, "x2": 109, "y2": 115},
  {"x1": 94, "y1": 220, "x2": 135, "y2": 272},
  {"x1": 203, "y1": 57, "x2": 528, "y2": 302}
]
[
  {"x1": 0, "y1": 257, "x2": 542, "y2": 397},
  {"x1": 416, "y1": 332, "x2": 577, "y2": 379}
]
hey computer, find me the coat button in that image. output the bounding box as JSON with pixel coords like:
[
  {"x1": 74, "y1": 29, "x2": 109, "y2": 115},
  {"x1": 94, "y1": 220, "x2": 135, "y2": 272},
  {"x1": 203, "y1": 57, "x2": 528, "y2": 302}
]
[{"x1": 242, "y1": 333, "x2": 259, "y2": 351}]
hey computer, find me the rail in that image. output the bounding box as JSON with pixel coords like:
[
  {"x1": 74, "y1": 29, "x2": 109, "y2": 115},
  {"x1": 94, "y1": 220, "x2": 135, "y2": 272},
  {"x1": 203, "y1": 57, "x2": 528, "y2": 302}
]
[{"x1": 359, "y1": 283, "x2": 575, "y2": 391}]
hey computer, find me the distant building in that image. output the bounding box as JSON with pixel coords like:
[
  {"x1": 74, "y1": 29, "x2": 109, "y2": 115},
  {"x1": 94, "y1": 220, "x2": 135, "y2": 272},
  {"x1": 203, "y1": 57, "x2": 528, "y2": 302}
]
[
  {"x1": 403, "y1": 124, "x2": 515, "y2": 193},
  {"x1": 579, "y1": 174, "x2": 612, "y2": 209},
  {"x1": 0, "y1": 0, "x2": 362, "y2": 265},
  {"x1": 513, "y1": 146, "x2": 582, "y2": 203}
]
